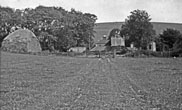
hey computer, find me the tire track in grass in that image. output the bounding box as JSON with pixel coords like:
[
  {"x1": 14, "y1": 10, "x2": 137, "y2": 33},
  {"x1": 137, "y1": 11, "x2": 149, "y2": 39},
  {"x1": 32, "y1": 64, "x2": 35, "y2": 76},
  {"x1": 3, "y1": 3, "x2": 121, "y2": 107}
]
[
  {"x1": 104, "y1": 58, "x2": 134, "y2": 109},
  {"x1": 69, "y1": 59, "x2": 101, "y2": 109},
  {"x1": 104, "y1": 58, "x2": 150, "y2": 109},
  {"x1": 113, "y1": 58, "x2": 180, "y2": 109},
  {"x1": 67, "y1": 58, "x2": 120, "y2": 109},
  {"x1": 70, "y1": 57, "x2": 143, "y2": 109},
  {"x1": 51, "y1": 59, "x2": 98, "y2": 109}
]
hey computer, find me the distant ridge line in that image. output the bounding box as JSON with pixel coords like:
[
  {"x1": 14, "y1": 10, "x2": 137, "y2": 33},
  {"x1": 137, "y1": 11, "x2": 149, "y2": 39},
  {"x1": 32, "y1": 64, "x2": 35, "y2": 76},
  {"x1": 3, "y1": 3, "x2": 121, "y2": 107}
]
[
  {"x1": 94, "y1": 21, "x2": 182, "y2": 41},
  {"x1": 96, "y1": 21, "x2": 182, "y2": 25}
]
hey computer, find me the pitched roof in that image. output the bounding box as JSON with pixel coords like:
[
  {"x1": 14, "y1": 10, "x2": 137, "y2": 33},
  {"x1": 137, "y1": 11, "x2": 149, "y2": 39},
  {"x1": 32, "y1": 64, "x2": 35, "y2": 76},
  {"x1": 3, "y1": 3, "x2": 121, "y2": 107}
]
[
  {"x1": 96, "y1": 39, "x2": 109, "y2": 44},
  {"x1": 90, "y1": 46, "x2": 106, "y2": 52}
]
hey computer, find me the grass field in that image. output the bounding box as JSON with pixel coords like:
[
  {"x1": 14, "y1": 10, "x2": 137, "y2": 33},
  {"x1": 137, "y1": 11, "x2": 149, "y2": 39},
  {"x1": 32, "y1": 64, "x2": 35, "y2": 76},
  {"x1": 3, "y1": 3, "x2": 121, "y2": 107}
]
[{"x1": 0, "y1": 52, "x2": 182, "y2": 110}]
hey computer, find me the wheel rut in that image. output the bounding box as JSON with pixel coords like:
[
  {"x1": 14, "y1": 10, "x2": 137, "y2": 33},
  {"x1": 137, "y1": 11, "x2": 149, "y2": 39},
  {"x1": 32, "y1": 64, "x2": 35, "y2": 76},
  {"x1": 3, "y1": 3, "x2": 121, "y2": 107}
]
[{"x1": 65, "y1": 58, "x2": 150, "y2": 109}]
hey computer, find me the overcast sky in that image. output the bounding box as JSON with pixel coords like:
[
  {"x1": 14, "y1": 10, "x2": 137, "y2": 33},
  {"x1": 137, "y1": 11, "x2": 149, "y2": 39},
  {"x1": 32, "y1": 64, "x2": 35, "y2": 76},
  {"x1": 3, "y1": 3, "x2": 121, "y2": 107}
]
[{"x1": 0, "y1": 0, "x2": 181, "y2": 23}]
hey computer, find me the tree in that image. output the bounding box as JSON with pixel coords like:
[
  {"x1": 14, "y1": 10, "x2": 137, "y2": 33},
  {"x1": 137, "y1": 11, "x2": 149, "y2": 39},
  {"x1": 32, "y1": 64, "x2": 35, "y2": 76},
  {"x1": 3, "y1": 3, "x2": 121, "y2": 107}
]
[
  {"x1": 160, "y1": 28, "x2": 181, "y2": 49},
  {"x1": 66, "y1": 9, "x2": 97, "y2": 48},
  {"x1": 0, "y1": 6, "x2": 14, "y2": 46},
  {"x1": 159, "y1": 29, "x2": 182, "y2": 56},
  {"x1": 30, "y1": 7, "x2": 97, "y2": 52},
  {"x1": 0, "y1": 5, "x2": 97, "y2": 52},
  {"x1": 121, "y1": 9, "x2": 155, "y2": 49},
  {"x1": 173, "y1": 35, "x2": 182, "y2": 49},
  {"x1": 172, "y1": 35, "x2": 182, "y2": 56}
]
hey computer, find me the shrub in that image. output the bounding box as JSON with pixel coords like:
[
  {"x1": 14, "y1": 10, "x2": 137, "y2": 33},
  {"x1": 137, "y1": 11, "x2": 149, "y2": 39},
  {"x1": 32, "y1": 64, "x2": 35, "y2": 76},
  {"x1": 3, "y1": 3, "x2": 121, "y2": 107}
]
[
  {"x1": 124, "y1": 50, "x2": 173, "y2": 57},
  {"x1": 171, "y1": 49, "x2": 182, "y2": 57}
]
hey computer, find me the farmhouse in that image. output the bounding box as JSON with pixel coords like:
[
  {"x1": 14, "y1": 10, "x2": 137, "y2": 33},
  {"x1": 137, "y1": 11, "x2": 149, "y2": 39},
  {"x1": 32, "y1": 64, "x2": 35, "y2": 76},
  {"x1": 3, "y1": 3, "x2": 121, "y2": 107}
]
[
  {"x1": 90, "y1": 36, "x2": 109, "y2": 52},
  {"x1": 91, "y1": 29, "x2": 125, "y2": 53},
  {"x1": 110, "y1": 30, "x2": 125, "y2": 47},
  {"x1": 2, "y1": 29, "x2": 42, "y2": 53}
]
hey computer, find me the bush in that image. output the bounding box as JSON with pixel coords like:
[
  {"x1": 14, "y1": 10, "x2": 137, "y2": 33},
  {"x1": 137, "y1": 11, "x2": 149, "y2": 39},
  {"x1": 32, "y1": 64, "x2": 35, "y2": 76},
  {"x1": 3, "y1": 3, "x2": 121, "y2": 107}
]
[
  {"x1": 124, "y1": 50, "x2": 173, "y2": 57},
  {"x1": 171, "y1": 49, "x2": 182, "y2": 57}
]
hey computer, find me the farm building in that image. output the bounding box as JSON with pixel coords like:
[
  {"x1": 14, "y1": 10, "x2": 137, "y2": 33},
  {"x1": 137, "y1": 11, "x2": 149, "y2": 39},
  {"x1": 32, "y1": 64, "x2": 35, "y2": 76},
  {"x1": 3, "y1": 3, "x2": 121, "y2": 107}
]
[
  {"x1": 91, "y1": 31, "x2": 125, "y2": 52},
  {"x1": 90, "y1": 36, "x2": 109, "y2": 52},
  {"x1": 2, "y1": 29, "x2": 42, "y2": 53},
  {"x1": 110, "y1": 29, "x2": 125, "y2": 47}
]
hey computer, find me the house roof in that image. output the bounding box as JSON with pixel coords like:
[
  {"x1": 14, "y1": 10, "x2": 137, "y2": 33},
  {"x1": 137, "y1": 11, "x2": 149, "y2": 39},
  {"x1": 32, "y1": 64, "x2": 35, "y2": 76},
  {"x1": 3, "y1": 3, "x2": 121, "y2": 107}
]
[
  {"x1": 90, "y1": 46, "x2": 106, "y2": 52},
  {"x1": 96, "y1": 39, "x2": 109, "y2": 44}
]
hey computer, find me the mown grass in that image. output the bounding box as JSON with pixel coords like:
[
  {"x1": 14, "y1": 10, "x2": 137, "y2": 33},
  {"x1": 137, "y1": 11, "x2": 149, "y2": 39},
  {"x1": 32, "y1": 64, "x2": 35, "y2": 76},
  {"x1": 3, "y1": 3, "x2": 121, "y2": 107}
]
[
  {"x1": 0, "y1": 52, "x2": 182, "y2": 109},
  {"x1": 1, "y1": 52, "x2": 93, "y2": 109},
  {"x1": 114, "y1": 58, "x2": 182, "y2": 109}
]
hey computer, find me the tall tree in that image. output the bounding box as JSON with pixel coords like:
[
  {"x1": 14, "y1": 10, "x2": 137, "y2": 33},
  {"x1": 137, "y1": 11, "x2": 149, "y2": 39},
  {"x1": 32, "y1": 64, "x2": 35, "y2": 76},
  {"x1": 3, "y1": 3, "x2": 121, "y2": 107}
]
[{"x1": 121, "y1": 9, "x2": 155, "y2": 49}]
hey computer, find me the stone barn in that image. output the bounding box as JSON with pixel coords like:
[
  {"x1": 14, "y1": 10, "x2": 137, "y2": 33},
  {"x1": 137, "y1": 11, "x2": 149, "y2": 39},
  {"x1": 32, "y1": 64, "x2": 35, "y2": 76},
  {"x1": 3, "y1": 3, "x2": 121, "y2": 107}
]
[{"x1": 2, "y1": 29, "x2": 42, "y2": 53}]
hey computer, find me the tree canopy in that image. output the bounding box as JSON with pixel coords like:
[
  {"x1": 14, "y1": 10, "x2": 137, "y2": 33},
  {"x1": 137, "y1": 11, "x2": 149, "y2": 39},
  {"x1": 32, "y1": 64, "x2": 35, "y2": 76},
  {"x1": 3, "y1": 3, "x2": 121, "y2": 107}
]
[
  {"x1": 0, "y1": 6, "x2": 97, "y2": 51},
  {"x1": 159, "y1": 28, "x2": 182, "y2": 49},
  {"x1": 121, "y1": 9, "x2": 156, "y2": 49},
  {"x1": 159, "y1": 28, "x2": 182, "y2": 56}
]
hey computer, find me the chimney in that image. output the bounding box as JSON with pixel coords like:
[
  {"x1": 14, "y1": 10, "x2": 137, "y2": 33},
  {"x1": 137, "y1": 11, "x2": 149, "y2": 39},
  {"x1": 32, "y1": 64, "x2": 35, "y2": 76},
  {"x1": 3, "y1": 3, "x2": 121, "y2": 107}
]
[{"x1": 103, "y1": 35, "x2": 107, "y2": 40}]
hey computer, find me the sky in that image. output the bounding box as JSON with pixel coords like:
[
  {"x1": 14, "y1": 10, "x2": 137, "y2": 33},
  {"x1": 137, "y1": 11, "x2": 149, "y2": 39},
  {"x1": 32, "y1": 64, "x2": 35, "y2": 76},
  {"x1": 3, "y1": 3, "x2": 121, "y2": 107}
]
[{"x1": 0, "y1": 0, "x2": 182, "y2": 23}]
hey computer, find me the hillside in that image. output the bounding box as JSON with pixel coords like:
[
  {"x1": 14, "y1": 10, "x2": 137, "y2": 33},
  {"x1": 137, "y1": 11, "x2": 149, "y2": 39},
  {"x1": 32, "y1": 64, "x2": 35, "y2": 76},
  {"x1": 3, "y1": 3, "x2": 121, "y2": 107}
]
[{"x1": 94, "y1": 22, "x2": 182, "y2": 42}]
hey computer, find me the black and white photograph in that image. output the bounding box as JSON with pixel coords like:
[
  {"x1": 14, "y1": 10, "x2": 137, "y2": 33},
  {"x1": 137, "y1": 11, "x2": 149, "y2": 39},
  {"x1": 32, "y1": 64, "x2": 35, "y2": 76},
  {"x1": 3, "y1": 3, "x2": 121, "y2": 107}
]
[{"x1": 0, "y1": 0, "x2": 182, "y2": 109}]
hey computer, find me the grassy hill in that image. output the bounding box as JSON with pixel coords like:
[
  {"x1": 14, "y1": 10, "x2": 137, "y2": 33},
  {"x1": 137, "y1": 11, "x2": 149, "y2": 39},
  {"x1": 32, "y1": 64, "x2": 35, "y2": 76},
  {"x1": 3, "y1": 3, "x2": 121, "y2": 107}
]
[{"x1": 94, "y1": 22, "x2": 182, "y2": 42}]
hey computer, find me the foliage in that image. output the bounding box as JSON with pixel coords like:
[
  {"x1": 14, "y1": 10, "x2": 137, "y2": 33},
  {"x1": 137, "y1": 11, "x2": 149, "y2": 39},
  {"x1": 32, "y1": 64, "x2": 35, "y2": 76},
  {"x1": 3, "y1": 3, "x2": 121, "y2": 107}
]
[
  {"x1": 0, "y1": 6, "x2": 97, "y2": 52},
  {"x1": 0, "y1": 6, "x2": 14, "y2": 46},
  {"x1": 172, "y1": 35, "x2": 182, "y2": 56},
  {"x1": 38, "y1": 31, "x2": 56, "y2": 51},
  {"x1": 121, "y1": 9, "x2": 156, "y2": 49},
  {"x1": 173, "y1": 35, "x2": 182, "y2": 50},
  {"x1": 124, "y1": 50, "x2": 172, "y2": 57},
  {"x1": 159, "y1": 28, "x2": 182, "y2": 49}
]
